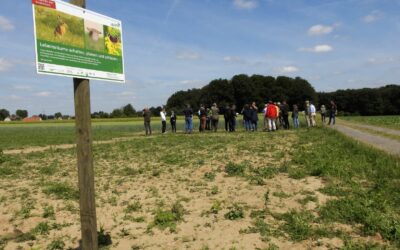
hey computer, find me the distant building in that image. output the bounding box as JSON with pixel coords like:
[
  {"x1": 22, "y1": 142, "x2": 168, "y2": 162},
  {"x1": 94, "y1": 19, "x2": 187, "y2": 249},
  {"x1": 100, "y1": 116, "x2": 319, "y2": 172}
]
[
  {"x1": 23, "y1": 115, "x2": 42, "y2": 122},
  {"x1": 4, "y1": 117, "x2": 11, "y2": 122}
]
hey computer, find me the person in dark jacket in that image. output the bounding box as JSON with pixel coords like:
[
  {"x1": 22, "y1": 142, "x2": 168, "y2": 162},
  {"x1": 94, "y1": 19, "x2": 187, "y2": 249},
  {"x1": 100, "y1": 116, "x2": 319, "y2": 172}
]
[
  {"x1": 328, "y1": 100, "x2": 337, "y2": 125},
  {"x1": 143, "y1": 107, "x2": 152, "y2": 136},
  {"x1": 251, "y1": 102, "x2": 258, "y2": 131},
  {"x1": 224, "y1": 105, "x2": 230, "y2": 132},
  {"x1": 183, "y1": 104, "x2": 193, "y2": 134},
  {"x1": 292, "y1": 104, "x2": 300, "y2": 128},
  {"x1": 199, "y1": 105, "x2": 207, "y2": 132},
  {"x1": 242, "y1": 104, "x2": 252, "y2": 131},
  {"x1": 229, "y1": 105, "x2": 237, "y2": 132},
  {"x1": 170, "y1": 111, "x2": 177, "y2": 133},
  {"x1": 281, "y1": 101, "x2": 290, "y2": 129}
]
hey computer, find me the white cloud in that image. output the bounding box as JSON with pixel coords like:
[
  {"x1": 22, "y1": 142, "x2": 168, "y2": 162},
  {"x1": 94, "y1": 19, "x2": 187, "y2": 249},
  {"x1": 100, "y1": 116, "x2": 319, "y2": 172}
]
[
  {"x1": 299, "y1": 44, "x2": 333, "y2": 53},
  {"x1": 223, "y1": 56, "x2": 245, "y2": 63},
  {"x1": 8, "y1": 95, "x2": 22, "y2": 101},
  {"x1": 233, "y1": 0, "x2": 258, "y2": 10},
  {"x1": 276, "y1": 66, "x2": 299, "y2": 73},
  {"x1": 367, "y1": 56, "x2": 397, "y2": 64},
  {"x1": 176, "y1": 51, "x2": 201, "y2": 60},
  {"x1": 35, "y1": 91, "x2": 52, "y2": 97},
  {"x1": 0, "y1": 58, "x2": 13, "y2": 72},
  {"x1": 0, "y1": 16, "x2": 14, "y2": 31},
  {"x1": 363, "y1": 10, "x2": 383, "y2": 23},
  {"x1": 308, "y1": 24, "x2": 334, "y2": 36}
]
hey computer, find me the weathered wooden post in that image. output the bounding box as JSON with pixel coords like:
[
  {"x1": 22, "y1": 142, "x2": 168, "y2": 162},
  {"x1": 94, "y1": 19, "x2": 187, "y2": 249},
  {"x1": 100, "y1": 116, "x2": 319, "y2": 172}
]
[{"x1": 70, "y1": 0, "x2": 98, "y2": 249}]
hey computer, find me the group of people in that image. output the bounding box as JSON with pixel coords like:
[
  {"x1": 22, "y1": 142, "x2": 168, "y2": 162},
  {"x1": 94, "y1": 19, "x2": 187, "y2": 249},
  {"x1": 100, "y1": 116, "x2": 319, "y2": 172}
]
[{"x1": 142, "y1": 100, "x2": 337, "y2": 135}]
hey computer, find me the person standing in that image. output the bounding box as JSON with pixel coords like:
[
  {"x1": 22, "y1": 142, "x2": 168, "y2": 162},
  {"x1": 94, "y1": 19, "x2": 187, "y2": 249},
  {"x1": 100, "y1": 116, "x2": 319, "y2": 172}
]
[
  {"x1": 224, "y1": 105, "x2": 230, "y2": 132},
  {"x1": 266, "y1": 101, "x2": 278, "y2": 131},
  {"x1": 328, "y1": 100, "x2": 337, "y2": 125},
  {"x1": 199, "y1": 105, "x2": 207, "y2": 132},
  {"x1": 320, "y1": 105, "x2": 327, "y2": 124},
  {"x1": 170, "y1": 110, "x2": 177, "y2": 133},
  {"x1": 263, "y1": 103, "x2": 268, "y2": 131},
  {"x1": 211, "y1": 103, "x2": 219, "y2": 132},
  {"x1": 304, "y1": 100, "x2": 311, "y2": 127},
  {"x1": 281, "y1": 101, "x2": 290, "y2": 129},
  {"x1": 229, "y1": 105, "x2": 237, "y2": 132},
  {"x1": 292, "y1": 104, "x2": 299, "y2": 128},
  {"x1": 242, "y1": 104, "x2": 252, "y2": 131},
  {"x1": 183, "y1": 104, "x2": 193, "y2": 134},
  {"x1": 206, "y1": 108, "x2": 211, "y2": 130},
  {"x1": 251, "y1": 102, "x2": 258, "y2": 131},
  {"x1": 143, "y1": 107, "x2": 152, "y2": 136},
  {"x1": 160, "y1": 108, "x2": 167, "y2": 133},
  {"x1": 310, "y1": 102, "x2": 316, "y2": 127}
]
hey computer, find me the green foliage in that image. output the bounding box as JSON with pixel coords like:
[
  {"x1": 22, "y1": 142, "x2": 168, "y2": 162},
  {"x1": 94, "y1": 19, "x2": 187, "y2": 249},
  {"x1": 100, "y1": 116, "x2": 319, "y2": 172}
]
[
  {"x1": 16, "y1": 110, "x2": 28, "y2": 119},
  {"x1": 32, "y1": 222, "x2": 50, "y2": 235},
  {"x1": 98, "y1": 226, "x2": 112, "y2": 247},
  {"x1": 47, "y1": 238, "x2": 65, "y2": 250},
  {"x1": 224, "y1": 204, "x2": 244, "y2": 220},
  {"x1": 341, "y1": 115, "x2": 400, "y2": 130},
  {"x1": 124, "y1": 201, "x2": 142, "y2": 213},
  {"x1": 153, "y1": 202, "x2": 185, "y2": 230},
  {"x1": 277, "y1": 210, "x2": 314, "y2": 241},
  {"x1": 225, "y1": 162, "x2": 247, "y2": 177},
  {"x1": 203, "y1": 171, "x2": 216, "y2": 181},
  {"x1": 166, "y1": 74, "x2": 317, "y2": 112},
  {"x1": 42, "y1": 182, "x2": 79, "y2": 200},
  {"x1": 210, "y1": 200, "x2": 222, "y2": 214}
]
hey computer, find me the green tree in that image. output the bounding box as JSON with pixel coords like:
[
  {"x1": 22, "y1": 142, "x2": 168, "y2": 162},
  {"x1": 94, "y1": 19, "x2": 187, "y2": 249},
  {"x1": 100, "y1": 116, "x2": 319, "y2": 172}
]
[
  {"x1": 0, "y1": 109, "x2": 10, "y2": 120},
  {"x1": 111, "y1": 108, "x2": 123, "y2": 118},
  {"x1": 54, "y1": 112, "x2": 62, "y2": 119},
  {"x1": 16, "y1": 109, "x2": 28, "y2": 119},
  {"x1": 122, "y1": 104, "x2": 136, "y2": 117}
]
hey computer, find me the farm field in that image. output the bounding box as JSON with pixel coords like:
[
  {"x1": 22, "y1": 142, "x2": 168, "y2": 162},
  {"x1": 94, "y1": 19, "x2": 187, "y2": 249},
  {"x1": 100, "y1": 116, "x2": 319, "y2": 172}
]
[
  {"x1": 1, "y1": 123, "x2": 400, "y2": 249},
  {"x1": 340, "y1": 116, "x2": 400, "y2": 130}
]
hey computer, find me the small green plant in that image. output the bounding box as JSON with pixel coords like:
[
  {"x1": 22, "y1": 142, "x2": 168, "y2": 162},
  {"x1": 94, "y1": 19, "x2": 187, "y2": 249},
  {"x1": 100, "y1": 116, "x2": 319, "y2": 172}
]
[
  {"x1": 153, "y1": 201, "x2": 185, "y2": 231},
  {"x1": 224, "y1": 203, "x2": 244, "y2": 220},
  {"x1": 43, "y1": 205, "x2": 55, "y2": 219},
  {"x1": 47, "y1": 238, "x2": 65, "y2": 250},
  {"x1": 98, "y1": 226, "x2": 112, "y2": 247},
  {"x1": 210, "y1": 185, "x2": 219, "y2": 195},
  {"x1": 225, "y1": 162, "x2": 247, "y2": 177},
  {"x1": 210, "y1": 200, "x2": 222, "y2": 214},
  {"x1": 32, "y1": 221, "x2": 50, "y2": 235},
  {"x1": 204, "y1": 172, "x2": 216, "y2": 181},
  {"x1": 125, "y1": 201, "x2": 142, "y2": 213},
  {"x1": 42, "y1": 182, "x2": 79, "y2": 200}
]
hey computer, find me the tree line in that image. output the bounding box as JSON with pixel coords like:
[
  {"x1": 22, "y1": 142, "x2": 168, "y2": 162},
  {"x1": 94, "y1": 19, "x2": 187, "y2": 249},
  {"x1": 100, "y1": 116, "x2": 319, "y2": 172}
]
[{"x1": 166, "y1": 74, "x2": 400, "y2": 116}]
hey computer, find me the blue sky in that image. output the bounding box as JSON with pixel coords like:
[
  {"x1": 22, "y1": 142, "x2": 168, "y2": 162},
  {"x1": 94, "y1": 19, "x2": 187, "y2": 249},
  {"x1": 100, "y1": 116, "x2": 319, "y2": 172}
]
[{"x1": 0, "y1": 0, "x2": 399, "y2": 115}]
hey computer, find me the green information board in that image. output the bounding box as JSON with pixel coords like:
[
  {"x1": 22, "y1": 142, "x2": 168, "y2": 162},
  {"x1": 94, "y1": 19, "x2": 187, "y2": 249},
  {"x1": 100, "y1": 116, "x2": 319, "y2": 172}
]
[{"x1": 32, "y1": 0, "x2": 125, "y2": 82}]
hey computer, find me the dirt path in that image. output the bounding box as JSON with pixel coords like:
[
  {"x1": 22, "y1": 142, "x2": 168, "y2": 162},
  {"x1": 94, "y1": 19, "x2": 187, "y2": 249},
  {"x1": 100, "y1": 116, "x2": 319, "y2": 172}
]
[
  {"x1": 338, "y1": 120, "x2": 400, "y2": 136},
  {"x1": 332, "y1": 122, "x2": 400, "y2": 156}
]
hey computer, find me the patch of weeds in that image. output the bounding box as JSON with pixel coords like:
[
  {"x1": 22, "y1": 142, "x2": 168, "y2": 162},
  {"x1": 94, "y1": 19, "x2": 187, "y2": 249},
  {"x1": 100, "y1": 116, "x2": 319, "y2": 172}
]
[
  {"x1": 107, "y1": 196, "x2": 118, "y2": 206},
  {"x1": 43, "y1": 205, "x2": 55, "y2": 219},
  {"x1": 124, "y1": 201, "x2": 142, "y2": 213},
  {"x1": 272, "y1": 191, "x2": 291, "y2": 198},
  {"x1": 119, "y1": 167, "x2": 138, "y2": 176},
  {"x1": 124, "y1": 215, "x2": 145, "y2": 223},
  {"x1": 225, "y1": 162, "x2": 247, "y2": 177},
  {"x1": 153, "y1": 202, "x2": 185, "y2": 231},
  {"x1": 148, "y1": 186, "x2": 159, "y2": 197},
  {"x1": 152, "y1": 169, "x2": 161, "y2": 177},
  {"x1": 42, "y1": 182, "x2": 79, "y2": 200},
  {"x1": 266, "y1": 243, "x2": 279, "y2": 250},
  {"x1": 32, "y1": 222, "x2": 50, "y2": 235},
  {"x1": 288, "y1": 167, "x2": 307, "y2": 179},
  {"x1": 210, "y1": 185, "x2": 219, "y2": 195},
  {"x1": 318, "y1": 183, "x2": 346, "y2": 197},
  {"x1": 47, "y1": 239, "x2": 65, "y2": 250},
  {"x1": 298, "y1": 195, "x2": 318, "y2": 205},
  {"x1": 204, "y1": 172, "x2": 216, "y2": 181},
  {"x1": 98, "y1": 226, "x2": 112, "y2": 247},
  {"x1": 224, "y1": 203, "x2": 244, "y2": 220},
  {"x1": 250, "y1": 166, "x2": 278, "y2": 179},
  {"x1": 18, "y1": 201, "x2": 35, "y2": 219},
  {"x1": 341, "y1": 236, "x2": 387, "y2": 250},
  {"x1": 250, "y1": 210, "x2": 267, "y2": 219},
  {"x1": 247, "y1": 175, "x2": 265, "y2": 186},
  {"x1": 276, "y1": 210, "x2": 314, "y2": 241},
  {"x1": 210, "y1": 200, "x2": 223, "y2": 214},
  {"x1": 264, "y1": 190, "x2": 270, "y2": 207},
  {"x1": 240, "y1": 218, "x2": 270, "y2": 241},
  {"x1": 39, "y1": 163, "x2": 59, "y2": 175},
  {"x1": 15, "y1": 232, "x2": 36, "y2": 242}
]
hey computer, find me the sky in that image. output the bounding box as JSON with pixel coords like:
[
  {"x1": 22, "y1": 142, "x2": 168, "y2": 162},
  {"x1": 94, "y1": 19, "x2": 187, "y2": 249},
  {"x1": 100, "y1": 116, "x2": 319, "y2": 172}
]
[{"x1": 0, "y1": 0, "x2": 399, "y2": 115}]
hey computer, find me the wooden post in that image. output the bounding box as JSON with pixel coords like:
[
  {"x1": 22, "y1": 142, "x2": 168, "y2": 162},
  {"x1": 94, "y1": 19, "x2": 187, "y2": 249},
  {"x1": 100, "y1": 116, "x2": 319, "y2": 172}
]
[{"x1": 71, "y1": 1, "x2": 98, "y2": 249}]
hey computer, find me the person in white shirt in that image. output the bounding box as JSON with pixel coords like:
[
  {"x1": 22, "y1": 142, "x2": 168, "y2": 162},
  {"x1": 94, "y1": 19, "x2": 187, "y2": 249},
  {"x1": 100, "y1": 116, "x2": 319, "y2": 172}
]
[
  {"x1": 160, "y1": 108, "x2": 167, "y2": 133},
  {"x1": 309, "y1": 102, "x2": 317, "y2": 127}
]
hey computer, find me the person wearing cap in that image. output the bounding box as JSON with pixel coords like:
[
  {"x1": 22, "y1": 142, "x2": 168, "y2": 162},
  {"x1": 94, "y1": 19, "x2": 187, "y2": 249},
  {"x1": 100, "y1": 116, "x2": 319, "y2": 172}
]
[{"x1": 211, "y1": 103, "x2": 219, "y2": 132}]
